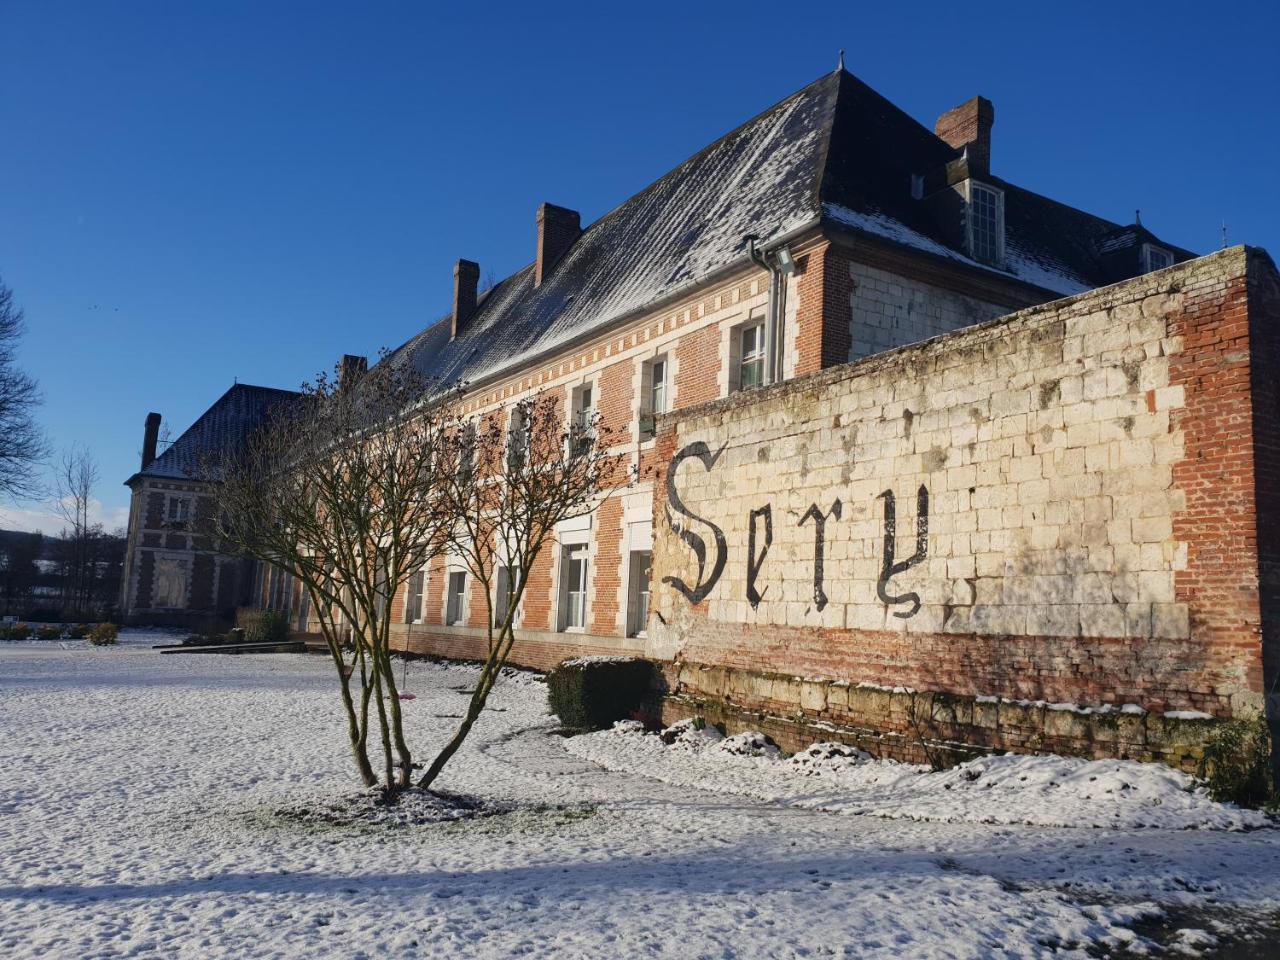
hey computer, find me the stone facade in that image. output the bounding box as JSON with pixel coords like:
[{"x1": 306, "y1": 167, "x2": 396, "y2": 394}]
[
  {"x1": 846, "y1": 260, "x2": 1007, "y2": 361},
  {"x1": 647, "y1": 247, "x2": 1278, "y2": 767}
]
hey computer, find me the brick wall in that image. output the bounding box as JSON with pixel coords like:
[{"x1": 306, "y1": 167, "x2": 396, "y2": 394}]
[
  {"x1": 649, "y1": 247, "x2": 1279, "y2": 763},
  {"x1": 589, "y1": 498, "x2": 625, "y2": 635},
  {"x1": 122, "y1": 476, "x2": 233, "y2": 624},
  {"x1": 674, "y1": 321, "x2": 723, "y2": 406}
]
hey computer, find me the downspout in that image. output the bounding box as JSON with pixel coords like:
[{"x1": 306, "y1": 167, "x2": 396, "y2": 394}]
[{"x1": 746, "y1": 236, "x2": 787, "y2": 386}]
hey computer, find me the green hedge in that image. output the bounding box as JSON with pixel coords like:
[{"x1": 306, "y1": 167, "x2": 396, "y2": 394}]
[{"x1": 546, "y1": 657, "x2": 658, "y2": 731}]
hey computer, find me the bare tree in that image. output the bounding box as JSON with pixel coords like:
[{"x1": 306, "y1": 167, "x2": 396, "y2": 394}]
[
  {"x1": 206, "y1": 359, "x2": 461, "y2": 793},
  {"x1": 417, "y1": 392, "x2": 630, "y2": 790},
  {"x1": 0, "y1": 278, "x2": 47, "y2": 502},
  {"x1": 55, "y1": 447, "x2": 101, "y2": 616}
]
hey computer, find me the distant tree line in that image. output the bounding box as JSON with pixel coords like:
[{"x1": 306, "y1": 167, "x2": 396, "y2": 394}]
[{"x1": 0, "y1": 526, "x2": 125, "y2": 621}]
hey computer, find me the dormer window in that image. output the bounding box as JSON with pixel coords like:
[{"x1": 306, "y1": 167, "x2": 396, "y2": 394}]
[
  {"x1": 1142, "y1": 243, "x2": 1173, "y2": 274},
  {"x1": 967, "y1": 181, "x2": 1005, "y2": 268}
]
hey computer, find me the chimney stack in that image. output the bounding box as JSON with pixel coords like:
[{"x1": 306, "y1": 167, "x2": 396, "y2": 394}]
[
  {"x1": 452, "y1": 258, "x2": 480, "y2": 339},
  {"x1": 935, "y1": 96, "x2": 995, "y2": 176},
  {"x1": 339, "y1": 354, "x2": 367, "y2": 392},
  {"x1": 535, "y1": 202, "x2": 581, "y2": 287},
  {"x1": 141, "y1": 412, "x2": 162, "y2": 469}
]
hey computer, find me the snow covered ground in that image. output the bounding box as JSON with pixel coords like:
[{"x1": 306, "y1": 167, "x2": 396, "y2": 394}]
[{"x1": 1, "y1": 634, "x2": 1278, "y2": 958}]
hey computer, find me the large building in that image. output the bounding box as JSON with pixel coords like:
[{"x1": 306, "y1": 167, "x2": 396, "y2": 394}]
[
  {"x1": 120, "y1": 383, "x2": 297, "y2": 625},
  {"x1": 122, "y1": 67, "x2": 1280, "y2": 769}
]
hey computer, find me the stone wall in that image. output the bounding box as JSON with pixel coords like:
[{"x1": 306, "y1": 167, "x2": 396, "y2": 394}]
[
  {"x1": 648, "y1": 247, "x2": 1278, "y2": 764},
  {"x1": 846, "y1": 260, "x2": 1006, "y2": 361}
]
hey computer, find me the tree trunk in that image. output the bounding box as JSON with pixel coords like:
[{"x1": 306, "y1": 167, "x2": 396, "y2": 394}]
[
  {"x1": 370, "y1": 651, "x2": 395, "y2": 792},
  {"x1": 328, "y1": 642, "x2": 376, "y2": 787},
  {"x1": 379, "y1": 646, "x2": 413, "y2": 789}
]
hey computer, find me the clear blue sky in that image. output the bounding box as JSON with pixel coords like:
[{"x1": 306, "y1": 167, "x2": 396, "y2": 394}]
[{"x1": 1, "y1": 1, "x2": 1277, "y2": 533}]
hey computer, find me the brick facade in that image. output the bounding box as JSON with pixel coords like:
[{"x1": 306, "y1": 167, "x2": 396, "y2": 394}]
[{"x1": 119, "y1": 476, "x2": 245, "y2": 627}]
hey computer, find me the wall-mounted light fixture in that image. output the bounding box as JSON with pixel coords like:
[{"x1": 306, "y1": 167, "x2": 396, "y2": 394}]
[{"x1": 774, "y1": 245, "x2": 796, "y2": 275}]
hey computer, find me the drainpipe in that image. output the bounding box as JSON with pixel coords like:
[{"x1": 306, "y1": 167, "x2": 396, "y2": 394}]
[{"x1": 746, "y1": 236, "x2": 792, "y2": 386}]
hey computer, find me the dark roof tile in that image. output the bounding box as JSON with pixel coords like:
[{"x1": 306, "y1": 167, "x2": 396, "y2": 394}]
[{"x1": 130, "y1": 383, "x2": 299, "y2": 484}]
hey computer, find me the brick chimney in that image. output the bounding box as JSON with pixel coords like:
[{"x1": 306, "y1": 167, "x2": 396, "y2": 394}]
[
  {"x1": 535, "y1": 203, "x2": 581, "y2": 287},
  {"x1": 935, "y1": 96, "x2": 995, "y2": 176},
  {"x1": 339, "y1": 354, "x2": 367, "y2": 392},
  {"x1": 141, "y1": 412, "x2": 162, "y2": 469},
  {"x1": 452, "y1": 258, "x2": 479, "y2": 339}
]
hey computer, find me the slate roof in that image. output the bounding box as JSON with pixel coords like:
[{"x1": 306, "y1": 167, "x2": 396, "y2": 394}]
[
  {"x1": 383, "y1": 68, "x2": 1194, "y2": 392},
  {"x1": 128, "y1": 383, "x2": 300, "y2": 484}
]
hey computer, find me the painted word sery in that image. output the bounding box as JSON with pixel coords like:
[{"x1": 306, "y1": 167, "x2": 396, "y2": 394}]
[{"x1": 662, "y1": 441, "x2": 929, "y2": 618}]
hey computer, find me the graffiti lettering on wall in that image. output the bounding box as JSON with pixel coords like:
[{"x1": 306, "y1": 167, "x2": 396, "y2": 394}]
[
  {"x1": 799, "y1": 499, "x2": 842, "y2": 612},
  {"x1": 663, "y1": 441, "x2": 929, "y2": 618},
  {"x1": 876, "y1": 486, "x2": 929, "y2": 618},
  {"x1": 661, "y1": 441, "x2": 728, "y2": 605},
  {"x1": 746, "y1": 505, "x2": 771, "y2": 609}
]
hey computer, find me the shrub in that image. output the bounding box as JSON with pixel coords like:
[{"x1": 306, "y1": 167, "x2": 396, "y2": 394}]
[
  {"x1": 547, "y1": 657, "x2": 659, "y2": 731},
  {"x1": 66, "y1": 623, "x2": 92, "y2": 640},
  {"x1": 34, "y1": 625, "x2": 62, "y2": 640},
  {"x1": 87, "y1": 623, "x2": 119, "y2": 646},
  {"x1": 237, "y1": 608, "x2": 289, "y2": 644},
  {"x1": 1198, "y1": 715, "x2": 1275, "y2": 809},
  {"x1": 1, "y1": 623, "x2": 30, "y2": 642}
]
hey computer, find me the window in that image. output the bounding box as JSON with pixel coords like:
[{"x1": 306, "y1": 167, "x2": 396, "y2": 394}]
[
  {"x1": 166, "y1": 496, "x2": 191, "y2": 523},
  {"x1": 737, "y1": 322, "x2": 766, "y2": 391},
  {"x1": 1142, "y1": 243, "x2": 1173, "y2": 273},
  {"x1": 457, "y1": 422, "x2": 476, "y2": 484},
  {"x1": 558, "y1": 543, "x2": 589, "y2": 631},
  {"x1": 267, "y1": 566, "x2": 287, "y2": 612},
  {"x1": 569, "y1": 383, "x2": 595, "y2": 457},
  {"x1": 506, "y1": 406, "x2": 529, "y2": 472},
  {"x1": 493, "y1": 565, "x2": 513, "y2": 628},
  {"x1": 296, "y1": 587, "x2": 311, "y2": 632},
  {"x1": 405, "y1": 569, "x2": 425, "y2": 623},
  {"x1": 640, "y1": 356, "x2": 668, "y2": 437},
  {"x1": 648, "y1": 357, "x2": 668, "y2": 414},
  {"x1": 967, "y1": 182, "x2": 1005, "y2": 267},
  {"x1": 626, "y1": 551, "x2": 651, "y2": 637},
  {"x1": 445, "y1": 571, "x2": 467, "y2": 625}
]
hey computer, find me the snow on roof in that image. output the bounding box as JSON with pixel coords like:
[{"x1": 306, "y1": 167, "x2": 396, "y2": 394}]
[
  {"x1": 130, "y1": 383, "x2": 300, "y2": 484},
  {"x1": 383, "y1": 71, "x2": 839, "y2": 389},
  {"x1": 383, "y1": 68, "x2": 1191, "y2": 392},
  {"x1": 822, "y1": 203, "x2": 1090, "y2": 297}
]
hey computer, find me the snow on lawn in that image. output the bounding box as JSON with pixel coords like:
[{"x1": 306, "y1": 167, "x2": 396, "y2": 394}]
[
  {"x1": 563, "y1": 721, "x2": 1272, "y2": 831},
  {"x1": 2, "y1": 635, "x2": 1280, "y2": 958}
]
